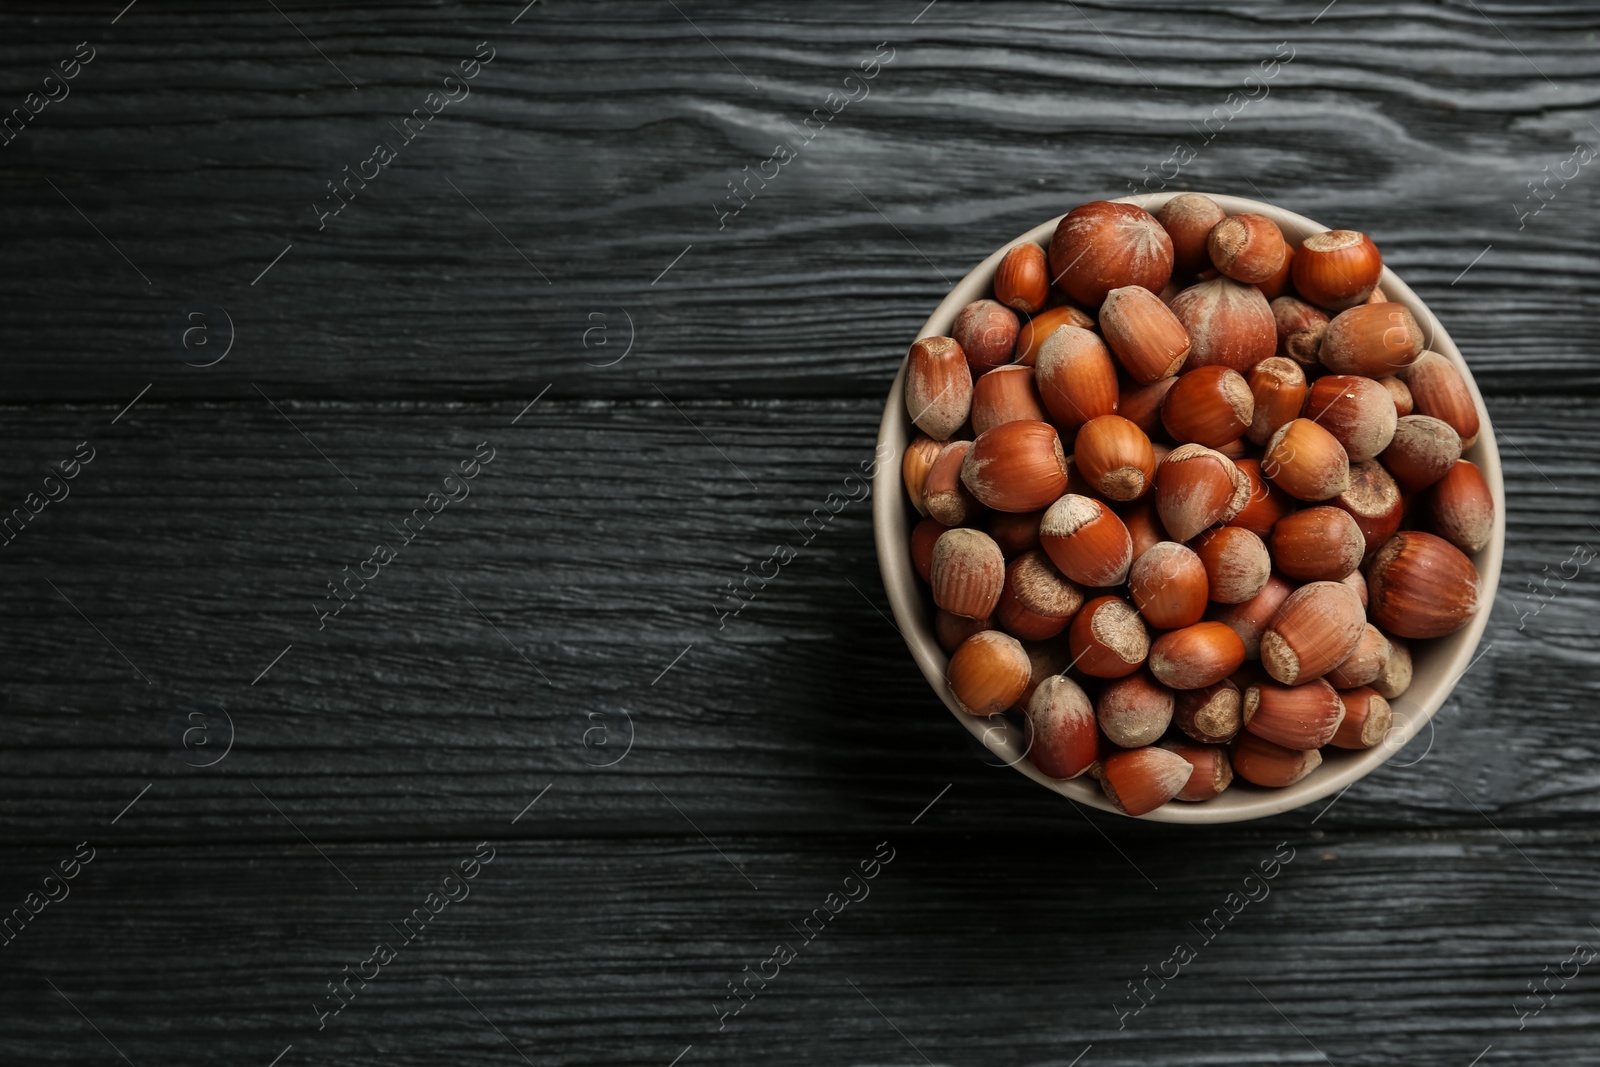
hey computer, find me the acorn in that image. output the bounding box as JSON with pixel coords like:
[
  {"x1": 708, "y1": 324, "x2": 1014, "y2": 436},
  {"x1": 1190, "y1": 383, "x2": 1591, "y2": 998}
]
[
  {"x1": 1379, "y1": 414, "x2": 1461, "y2": 493},
  {"x1": 952, "y1": 298, "x2": 1020, "y2": 375},
  {"x1": 1158, "y1": 739, "x2": 1234, "y2": 802},
  {"x1": 1034, "y1": 325, "x2": 1120, "y2": 432},
  {"x1": 1207, "y1": 213, "x2": 1287, "y2": 284},
  {"x1": 1232, "y1": 732, "x2": 1322, "y2": 788},
  {"x1": 1400, "y1": 351, "x2": 1480, "y2": 448},
  {"x1": 1040, "y1": 495, "x2": 1134, "y2": 587},
  {"x1": 1128, "y1": 541, "x2": 1210, "y2": 629},
  {"x1": 1226, "y1": 458, "x2": 1294, "y2": 537},
  {"x1": 1073, "y1": 415, "x2": 1156, "y2": 501},
  {"x1": 1049, "y1": 200, "x2": 1174, "y2": 307},
  {"x1": 1242, "y1": 677, "x2": 1346, "y2": 749},
  {"x1": 1263, "y1": 418, "x2": 1351, "y2": 501},
  {"x1": 929, "y1": 527, "x2": 1005, "y2": 620},
  {"x1": 1158, "y1": 192, "x2": 1226, "y2": 276},
  {"x1": 1154, "y1": 443, "x2": 1251, "y2": 542},
  {"x1": 1331, "y1": 687, "x2": 1392, "y2": 749},
  {"x1": 994, "y1": 242, "x2": 1051, "y2": 314},
  {"x1": 1149, "y1": 621, "x2": 1246, "y2": 690},
  {"x1": 1292, "y1": 230, "x2": 1382, "y2": 310},
  {"x1": 961, "y1": 420, "x2": 1070, "y2": 512},
  {"x1": 1015, "y1": 304, "x2": 1097, "y2": 366},
  {"x1": 1024, "y1": 675, "x2": 1099, "y2": 779},
  {"x1": 1173, "y1": 679, "x2": 1243, "y2": 744},
  {"x1": 1326, "y1": 624, "x2": 1393, "y2": 689},
  {"x1": 923, "y1": 440, "x2": 983, "y2": 526},
  {"x1": 1246, "y1": 357, "x2": 1307, "y2": 446},
  {"x1": 1161, "y1": 366, "x2": 1254, "y2": 447},
  {"x1": 971, "y1": 365, "x2": 1048, "y2": 435},
  {"x1": 1100, "y1": 285, "x2": 1192, "y2": 383},
  {"x1": 1318, "y1": 302, "x2": 1425, "y2": 376},
  {"x1": 945, "y1": 630, "x2": 1031, "y2": 715},
  {"x1": 1260, "y1": 580, "x2": 1366, "y2": 685},
  {"x1": 1094, "y1": 746, "x2": 1193, "y2": 816},
  {"x1": 994, "y1": 549, "x2": 1085, "y2": 641},
  {"x1": 1192, "y1": 526, "x2": 1271, "y2": 604},
  {"x1": 910, "y1": 516, "x2": 948, "y2": 583},
  {"x1": 1068, "y1": 595, "x2": 1150, "y2": 678},
  {"x1": 1429, "y1": 459, "x2": 1495, "y2": 554},
  {"x1": 1365, "y1": 531, "x2": 1481, "y2": 639},
  {"x1": 1269, "y1": 506, "x2": 1365, "y2": 582},
  {"x1": 905, "y1": 336, "x2": 973, "y2": 440},
  {"x1": 1301, "y1": 374, "x2": 1398, "y2": 462},
  {"x1": 1330, "y1": 459, "x2": 1404, "y2": 554},
  {"x1": 1168, "y1": 277, "x2": 1277, "y2": 373},
  {"x1": 1097, "y1": 670, "x2": 1175, "y2": 748},
  {"x1": 1207, "y1": 574, "x2": 1295, "y2": 661}
]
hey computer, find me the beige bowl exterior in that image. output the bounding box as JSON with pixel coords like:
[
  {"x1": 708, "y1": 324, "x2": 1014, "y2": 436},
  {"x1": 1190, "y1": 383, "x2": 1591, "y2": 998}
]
[{"x1": 872, "y1": 192, "x2": 1504, "y2": 823}]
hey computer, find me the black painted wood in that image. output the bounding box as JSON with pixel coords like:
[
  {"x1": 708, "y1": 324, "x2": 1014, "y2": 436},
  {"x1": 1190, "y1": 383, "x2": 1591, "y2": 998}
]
[{"x1": 1, "y1": 2, "x2": 1598, "y2": 1065}]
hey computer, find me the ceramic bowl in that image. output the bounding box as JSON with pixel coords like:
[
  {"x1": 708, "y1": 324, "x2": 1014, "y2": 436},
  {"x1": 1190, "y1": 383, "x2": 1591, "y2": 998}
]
[{"x1": 871, "y1": 192, "x2": 1504, "y2": 823}]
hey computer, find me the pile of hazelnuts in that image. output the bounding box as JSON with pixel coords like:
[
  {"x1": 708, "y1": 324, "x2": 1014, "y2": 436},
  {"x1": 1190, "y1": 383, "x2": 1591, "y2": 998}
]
[{"x1": 901, "y1": 194, "x2": 1491, "y2": 816}]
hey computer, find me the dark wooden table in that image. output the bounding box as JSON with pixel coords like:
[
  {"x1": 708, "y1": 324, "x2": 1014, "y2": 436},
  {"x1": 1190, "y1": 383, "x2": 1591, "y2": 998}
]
[{"x1": 2, "y1": 2, "x2": 1597, "y2": 1063}]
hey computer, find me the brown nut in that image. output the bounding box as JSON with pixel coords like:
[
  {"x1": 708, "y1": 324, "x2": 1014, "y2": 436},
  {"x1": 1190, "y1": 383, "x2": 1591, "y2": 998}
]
[
  {"x1": 1015, "y1": 304, "x2": 1097, "y2": 366},
  {"x1": 1270, "y1": 295, "x2": 1330, "y2": 368},
  {"x1": 1400, "y1": 351, "x2": 1480, "y2": 448},
  {"x1": 1025, "y1": 675, "x2": 1099, "y2": 779},
  {"x1": 994, "y1": 549, "x2": 1085, "y2": 641},
  {"x1": 1371, "y1": 633, "x2": 1413, "y2": 700},
  {"x1": 1365, "y1": 531, "x2": 1481, "y2": 639},
  {"x1": 1073, "y1": 415, "x2": 1156, "y2": 502},
  {"x1": 994, "y1": 242, "x2": 1051, "y2": 314},
  {"x1": 905, "y1": 336, "x2": 973, "y2": 440},
  {"x1": 1269, "y1": 506, "x2": 1365, "y2": 582},
  {"x1": 1169, "y1": 277, "x2": 1277, "y2": 373},
  {"x1": 1158, "y1": 738, "x2": 1234, "y2": 802},
  {"x1": 1378, "y1": 414, "x2": 1461, "y2": 493},
  {"x1": 986, "y1": 509, "x2": 1043, "y2": 557},
  {"x1": 1292, "y1": 230, "x2": 1383, "y2": 310},
  {"x1": 1161, "y1": 366, "x2": 1254, "y2": 448},
  {"x1": 902, "y1": 435, "x2": 943, "y2": 516},
  {"x1": 1207, "y1": 574, "x2": 1295, "y2": 661},
  {"x1": 1097, "y1": 670, "x2": 1175, "y2": 748},
  {"x1": 930, "y1": 527, "x2": 1005, "y2": 620},
  {"x1": 1331, "y1": 687, "x2": 1392, "y2": 749},
  {"x1": 1263, "y1": 418, "x2": 1351, "y2": 501},
  {"x1": 1121, "y1": 499, "x2": 1166, "y2": 563},
  {"x1": 971, "y1": 365, "x2": 1048, "y2": 436},
  {"x1": 1226, "y1": 458, "x2": 1294, "y2": 537},
  {"x1": 1301, "y1": 374, "x2": 1398, "y2": 462},
  {"x1": 1429, "y1": 459, "x2": 1495, "y2": 554},
  {"x1": 1318, "y1": 302, "x2": 1425, "y2": 376},
  {"x1": 1330, "y1": 458, "x2": 1404, "y2": 554},
  {"x1": 1117, "y1": 375, "x2": 1178, "y2": 438},
  {"x1": 1173, "y1": 680, "x2": 1243, "y2": 744},
  {"x1": 1207, "y1": 213, "x2": 1288, "y2": 284},
  {"x1": 1243, "y1": 677, "x2": 1346, "y2": 749},
  {"x1": 1158, "y1": 192, "x2": 1227, "y2": 276},
  {"x1": 910, "y1": 516, "x2": 948, "y2": 583},
  {"x1": 946, "y1": 630, "x2": 1031, "y2": 715},
  {"x1": 952, "y1": 299, "x2": 1020, "y2": 375},
  {"x1": 1040, "y1": 494, "x2": 1134, "y2": 588},
  {"x1": 1049, "y1": 200, "x2": 1174, "y2": 307},
  {"x1": 1326, "y1": 624, "x2": 1392, "y2": 690},
  {"x1": 1246, "y1": 357, "x2": 1308, "y2": 446},
  {"x1": 961, "y1": 420, "x2": 1070, "y2": 513},
  {"x1": 1379, "y1": 375, "x2": 1413, "y2": 417},
  {"x1": 1100, "y1": 285, "x2": 1192, "y2": 384},
  {"x1": 1094, "y1": 746, "x2": 1193, "y2": 816},
  {"x1": 1128, "y1": 541, "x2": 1209, "y2": 630},
  {"x1": 1153, "y1": 443, "x2": 1250, "y2": 542},
  {"x1": 1067, "y1": 595, "x2": 1150, "y2": 679},
  {"x1": 1232, "y1": 732, "x2": 1322, "y2": 788},
  {"x1": 923, "y1": 440, "x2": 982, "y2": 526},
  {"x1": 934, "y1": 609, "x2": 990, "y2": 654},
  {"x1": 1192, "y1": 526, "x2": 1271, "y2": 604},
  {"x1": 1034, "y1": 325, "x2": 1120, "y2": 433},
  {"x1": 1260, "y1": 580, "x2": 1366, "y2": 685},
  {"x1": 1149, "y1": 620, "x2": 1247, "y2": 690}
]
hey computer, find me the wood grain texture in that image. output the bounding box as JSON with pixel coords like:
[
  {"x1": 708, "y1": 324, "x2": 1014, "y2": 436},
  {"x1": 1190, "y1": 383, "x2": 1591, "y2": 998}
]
[{"x1": 0, "y1": 1, "x2": 1597, "y2": 1064}]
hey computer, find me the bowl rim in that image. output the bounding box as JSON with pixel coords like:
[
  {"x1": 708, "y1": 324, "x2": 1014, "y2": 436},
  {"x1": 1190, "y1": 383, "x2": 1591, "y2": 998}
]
[{"x1": 872, "y1": 191, "x2": 1505, "y2": 824}]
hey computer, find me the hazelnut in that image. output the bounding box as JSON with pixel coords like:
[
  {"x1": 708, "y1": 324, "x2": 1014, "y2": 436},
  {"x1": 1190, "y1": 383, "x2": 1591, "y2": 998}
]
[
  {"x1": 923, "y1": 440, "x2": 982, "y2": 526},
  {"x1": 905, "y1": 336, "x2": 973, "y2": 440},
  {"x1": 1232, "y1": 732, "x2": 1321, "y2": 788},
  {"x1": 952, "y1": 299, "x2": 1020, "y2": 375},
  {"x1": 1158, "y1": 738, "x2": 1234, "y2": 802},
  {"x1": 934, "y1": 609, "x2": 990, "y2": 654},
  {"x1": 994, "y1": 243, "x2": 1050, "y2": 314},
  {"x1": 1049, "y1": 200, "x2": 1174, "y2": 307},
  {"x1": 1331, "y1": 687, "x2": 1392, "y2": 749},
  {"x1": 1429, "y1": 459, "x2": 1495, "y2": 554},
  {"x1": 929, "y1": 527, "x2": 1005, "y2": 620},
  {"x1": 1149, "y1": 620, "x2": 1247, "y2": 690},
  {"x1": 1379, "y1": 414, "x2": 1461, "y2": 493},
  {"x1": 1365, "y1": 531, "x2": 1481, "y2": 639},
  {"x1": 1015, "y1": 304, "x2": 1096, "y2": 366},
  {"x1": 1192, "y1": 526, "x2": 1271, "y2": 604},
  {"x1": 1094, "y1": 746, "x2": 1193, "y2": 817},
  {"x1": 1270, "y1": 295, "x2": 1330, "y2": 368},
  {"x1": 910, "y1": 516, "x2": 948, "y2": 583},
  {"x1": 1169, "y1": 277, "x2": 1276, "y2": 373},
  {"x1": 1034, "y1": 325, "x2": 1119, "y2": 433},
  {"x1": 1260, "y1": 580, "x2": 1366, "y2": 685},
  {"x1": 1269, "y1": 506, "x2": 1365, "y2": 582},
  {"x1": 1242, "y1": 677, "x2": 1346, "y2": 749},
  {"x1": 1207, "y1": 574, "x2": 1294, "y2": 660},
  {"x1": 1263, "y1": 418, "x2": 1351, "y2": 501},
  {"x1": 1318, "y1": 302, "x2": 1425, "y2": 377},
  {"x1": 1292, "y1": 230, "x2": 1383, "y2": 310},
  {"x1": 961, "y1": 420, "x2": 1070, "y2": 512},
  {"x1": 1040, "y1": 494, "x2": 1134, "y2": 587},
  {"x1": 1301, "y1": 374, "x2": 1398, "y2": 462},
  {"x1": 1173, "y1": 680, "x2": 1243, "y2": 744},
  {"x1": 1158, "y1": 192, "x2": 1226, "y2": 276},
  {"x1": 1154, "y1": 443, "x2": 1250, "y2": 542},
  {"x1": 1068, "y1": 595, "x2": 1150, "y2": 679},
  {"x1": 971, "y1": 365, "x2": 1048, "y2": 436},
  {"x1": 1326, "y1": 624, "x2": 1393, "y2": 689},
  {"x1": 1161, "y1": 366, "x2": 1254, "y2": 447},
  {"x1": 1074, "y1": 414, "x2": 1156, "y2": 501},
  {"x1": 1246, "y1": 357, "x2": 1308, "y2": 446},
  {"x1": 1400, "y1": 351, "x2": 1481, "y2": 449},
  {"x1": 1330, "y1": 458, "x2": 1404, "y2": 554},
  {"x1": 945, "y1": 630, "x2": 1031, "y2": 715},
  {"x1": 994, "y1": 549, "x2": 1084, "y2": 641},
  {"x1": 1207, "y1": 213, "x2": 1288, "y2": 284},
  {"x1": 1128, "y1": 541, "x2": 1209, "y2": 629},
  {"x1": 1225, "y1": 458, "x2": 1293, "y2": 537},
  {"x1": 1097, "y1": 670, "x2": 1175, "y2": 748},
  {"x1": 1099, "y1": 285, "x2": 1192, "y2": 384},
  {"x1": 1025, "y1": 675, "x2": 1099, "y2": 779}
]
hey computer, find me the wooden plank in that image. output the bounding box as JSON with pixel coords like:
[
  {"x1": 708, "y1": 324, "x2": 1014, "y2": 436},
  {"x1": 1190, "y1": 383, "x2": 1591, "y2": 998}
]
[
  {"x1": 0, "y1": 395, "x2": 1593, "y2": 845},
  {"x1": 0, "y1": 4, "x2": 1594, "y2": 403},
  {"x1": 0, "y1": 831, "x2": 1596, "y2": 1066}
]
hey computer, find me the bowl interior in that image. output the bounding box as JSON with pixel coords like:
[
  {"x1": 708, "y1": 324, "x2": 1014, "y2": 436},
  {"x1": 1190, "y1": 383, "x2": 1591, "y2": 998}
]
[{"x1": 872, "y1": 191, "x2": 1505, "y2": 824}]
